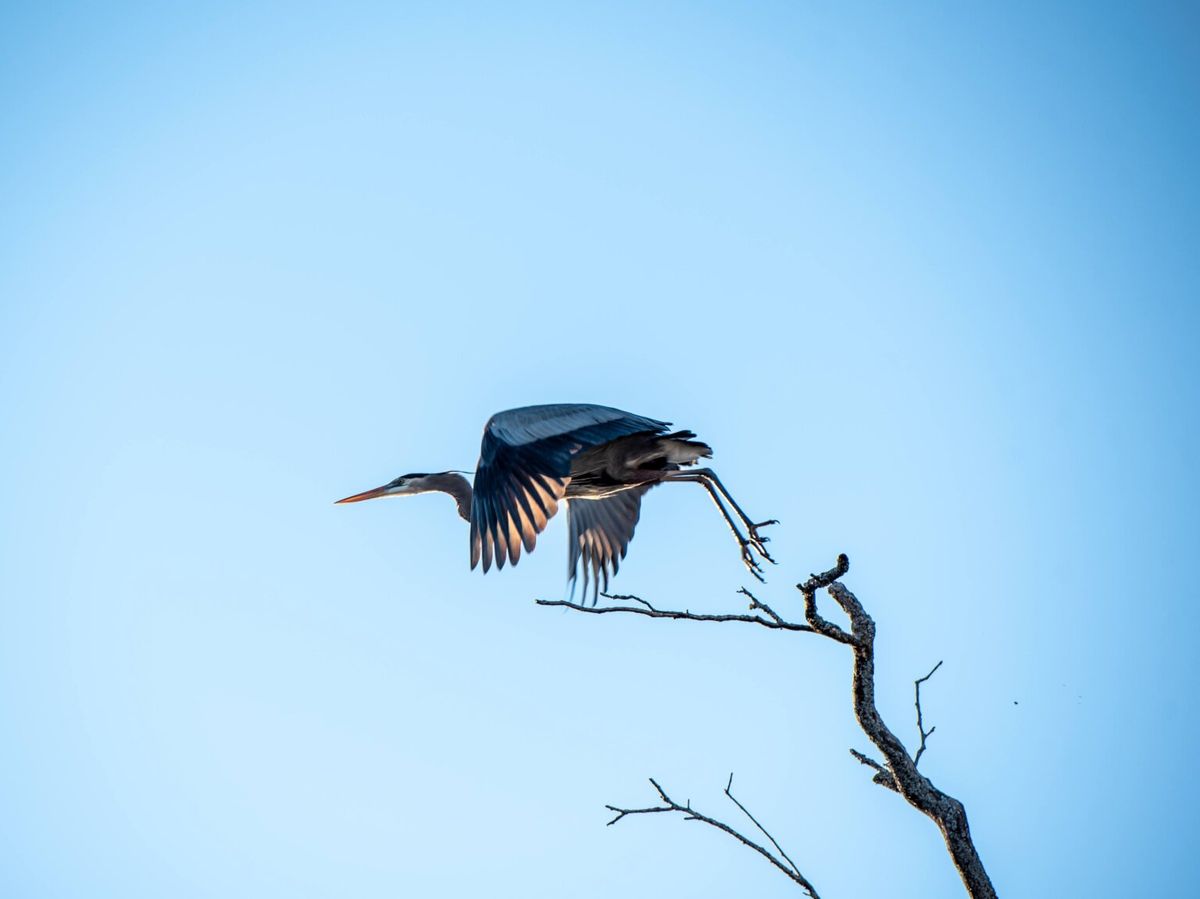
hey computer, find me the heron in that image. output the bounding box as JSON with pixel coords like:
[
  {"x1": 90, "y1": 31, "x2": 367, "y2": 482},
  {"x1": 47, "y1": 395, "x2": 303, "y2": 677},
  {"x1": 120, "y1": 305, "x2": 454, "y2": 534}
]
[{"x1": 335, "y1": 403, "x2": 776, "y2": 598}]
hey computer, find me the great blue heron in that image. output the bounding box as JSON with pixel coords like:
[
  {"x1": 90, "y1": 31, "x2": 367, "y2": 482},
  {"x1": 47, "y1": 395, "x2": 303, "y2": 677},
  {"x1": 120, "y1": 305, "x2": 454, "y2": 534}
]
[{"x1": 336, "y1": 403, "x2": 776, "y2": 597}]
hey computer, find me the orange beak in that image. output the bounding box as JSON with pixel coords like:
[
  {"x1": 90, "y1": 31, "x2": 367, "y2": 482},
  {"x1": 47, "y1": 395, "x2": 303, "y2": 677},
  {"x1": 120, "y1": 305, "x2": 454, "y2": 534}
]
[{"x1": 334, "y1": 484, "x2": 393, "y2": 504}]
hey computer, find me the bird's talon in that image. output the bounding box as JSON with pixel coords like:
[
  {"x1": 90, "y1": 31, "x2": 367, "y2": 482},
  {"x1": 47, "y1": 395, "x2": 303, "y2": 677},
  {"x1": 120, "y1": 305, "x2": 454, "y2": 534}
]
[
  {"x1": 741, "y1": 555, "x2": 766, "y2": 581},
  {"x1": 739, "y1": 543, "x2": 764, "y2": 574},
  {"x1": 745, "y1": 531, "x2": 773, "y2": 557}
]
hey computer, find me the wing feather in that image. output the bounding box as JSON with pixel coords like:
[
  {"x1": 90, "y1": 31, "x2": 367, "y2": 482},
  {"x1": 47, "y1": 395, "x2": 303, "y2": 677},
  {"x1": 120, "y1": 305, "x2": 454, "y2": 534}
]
[
  {"x1": 471, "y1": 404, "x2": 665, "y2": 574},
  {"x1": 502, "y1": 497, "x2": 523, "y2": 565},
  {"x1": 507, "y1": 484, "x2": 541, "y2": 551},
  {"x1": 477, "y1": 492, "x2": 492, "y2": 568},
  {"x1": 470, "y1": 508, "x2": 482, "y2": 569},
  {"x1": 566, "y1": 486, "x2": 651, "y2": 602}
]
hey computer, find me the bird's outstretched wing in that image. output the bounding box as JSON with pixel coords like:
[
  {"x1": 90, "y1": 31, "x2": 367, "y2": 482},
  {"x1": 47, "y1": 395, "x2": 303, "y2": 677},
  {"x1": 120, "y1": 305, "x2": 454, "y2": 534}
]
[
  {"x1": 471, "y1": 404, "x2": 667, "y2": 572},
  {"x1": 566, "y1": 486, "x2": 651, "y2": 602}
]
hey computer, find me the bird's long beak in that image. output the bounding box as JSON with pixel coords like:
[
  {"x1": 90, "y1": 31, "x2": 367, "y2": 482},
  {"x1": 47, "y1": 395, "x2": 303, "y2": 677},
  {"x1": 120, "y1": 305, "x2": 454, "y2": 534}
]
[{"x1": 335, "y1": 484, "x2": 395, "y2": 504}]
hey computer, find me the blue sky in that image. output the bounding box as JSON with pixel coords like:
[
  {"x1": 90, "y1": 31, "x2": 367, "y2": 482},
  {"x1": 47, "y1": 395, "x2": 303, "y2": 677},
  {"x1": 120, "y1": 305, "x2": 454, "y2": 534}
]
[{"x1": 1, "y1": 3, "x2": 1197, "y2": 896}]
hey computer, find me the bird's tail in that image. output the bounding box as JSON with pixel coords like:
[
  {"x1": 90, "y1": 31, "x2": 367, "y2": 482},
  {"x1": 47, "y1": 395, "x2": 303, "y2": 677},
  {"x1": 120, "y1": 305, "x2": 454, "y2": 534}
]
[{"x1": 660, "y1": 430, "x2": 712, "y2": 467}]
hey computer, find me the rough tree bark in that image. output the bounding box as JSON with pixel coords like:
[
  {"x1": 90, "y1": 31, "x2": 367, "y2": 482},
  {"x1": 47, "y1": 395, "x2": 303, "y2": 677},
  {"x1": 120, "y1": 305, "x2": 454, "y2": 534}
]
[{"x1": 537, "y1": 554, "x2": 998, "y2": 899}]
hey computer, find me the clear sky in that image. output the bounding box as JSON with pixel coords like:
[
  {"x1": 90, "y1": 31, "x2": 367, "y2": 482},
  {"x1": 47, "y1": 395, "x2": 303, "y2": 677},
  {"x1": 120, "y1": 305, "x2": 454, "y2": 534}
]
[{"x1": 1, "y1": 3, "x2": 1197, "y2": 896}]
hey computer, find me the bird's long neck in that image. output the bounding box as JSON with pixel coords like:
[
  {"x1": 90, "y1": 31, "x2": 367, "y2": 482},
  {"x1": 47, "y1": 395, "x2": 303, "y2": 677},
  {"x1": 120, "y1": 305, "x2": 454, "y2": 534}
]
[{"x1": 424, "y1": 472, "x2": 473, "y2": 521}]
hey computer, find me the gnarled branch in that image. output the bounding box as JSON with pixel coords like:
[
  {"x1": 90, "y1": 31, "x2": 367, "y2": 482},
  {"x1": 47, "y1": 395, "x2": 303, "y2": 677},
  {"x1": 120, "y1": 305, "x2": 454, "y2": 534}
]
[
  {"x1": 537, "y1": 554, "x2": 998, "y2": 899},
  {"x1": 798, "y1": 554, "x2": 856, "y2": 645},
  {"x1": 821, "y1": 578, "x2": 996, "y2": 897}
]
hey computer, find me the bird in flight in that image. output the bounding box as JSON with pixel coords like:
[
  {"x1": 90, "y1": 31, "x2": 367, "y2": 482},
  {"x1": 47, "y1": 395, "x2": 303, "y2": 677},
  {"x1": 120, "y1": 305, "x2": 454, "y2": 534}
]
[{"x1": 336, "y1": 403, "x2": 776, "y2": 598}]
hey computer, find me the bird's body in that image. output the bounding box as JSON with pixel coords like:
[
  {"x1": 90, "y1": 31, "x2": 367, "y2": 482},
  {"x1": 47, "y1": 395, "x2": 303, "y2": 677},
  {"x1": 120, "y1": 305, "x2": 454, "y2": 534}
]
[{"x1": 337, "y1": 403, "x2": 775, "y2": 597}]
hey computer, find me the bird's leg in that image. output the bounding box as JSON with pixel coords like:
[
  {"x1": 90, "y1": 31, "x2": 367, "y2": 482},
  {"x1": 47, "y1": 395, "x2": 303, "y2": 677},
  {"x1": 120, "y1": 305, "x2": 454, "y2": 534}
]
[
  {"x1": 663, "y1": 472, "x2": 767, "y2": 581},
  {"x1": 689, "y1": 468, "x2": 777, "y2": 563}
]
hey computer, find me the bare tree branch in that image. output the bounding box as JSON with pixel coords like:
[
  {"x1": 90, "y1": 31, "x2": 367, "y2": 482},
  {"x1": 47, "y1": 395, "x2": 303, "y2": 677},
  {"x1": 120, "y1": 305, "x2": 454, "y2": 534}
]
[
  {"x1": 738, "y1": 587, "x2": 786, "y2": 625},
  {"x1": 822, "y1": 580, "x2": 997, "y2": 899},
  {"x1": 723, "y1": 772, "x2": 804, "y2": 881},
  {"x1": 539, "y1": 554, "x2": 998, "y2": 899},
  {"x1": 798, "y1": 554, "x2": 856, "y2": 645},
  {"x1": 606, "y1": 777, "x2": 821, "y2": 898},
  {"x1": 535, "y1": 595, "x2": 816, "y2": 633},
  {"x1": 913, "y1": 660, "x2": 944, "y2": 768},
  {"x1": 599, "y1": 592, "x2": 656, "y2": 611}
]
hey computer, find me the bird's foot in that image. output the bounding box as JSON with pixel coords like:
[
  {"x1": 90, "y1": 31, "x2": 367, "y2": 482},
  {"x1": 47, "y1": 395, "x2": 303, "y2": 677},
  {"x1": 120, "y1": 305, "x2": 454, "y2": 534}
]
[
  {"x1": 740, "y1": 541, "x2": 768, "y2": 582},
  {"x1": 747, "y1": 520, "x2": 779, "y2": 564}
]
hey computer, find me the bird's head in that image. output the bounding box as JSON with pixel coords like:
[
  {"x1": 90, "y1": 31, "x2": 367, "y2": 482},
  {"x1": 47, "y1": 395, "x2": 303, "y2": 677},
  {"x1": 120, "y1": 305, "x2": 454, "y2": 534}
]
[
  {"x1": 335, "y1": 471, "x2": 474, "y2": 508},
  {"x1": 335, "y1": 472, "x2": 439, "y2": 504}
]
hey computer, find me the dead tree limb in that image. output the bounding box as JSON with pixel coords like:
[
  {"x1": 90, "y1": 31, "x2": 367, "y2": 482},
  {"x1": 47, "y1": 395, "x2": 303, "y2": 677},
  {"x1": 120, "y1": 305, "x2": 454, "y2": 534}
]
[
  {"x1": 535, "y1": 594, "x2": 815, "y2": 633},
  {"x1": 535, "y1": 553, "x2": 998, "y2": 899},
  {"x1": 605, "y1": 776, "x2": 821, "y2": 899},
  {"x1": 819, "y1": 578, "x2": 996, "y2": 898}
]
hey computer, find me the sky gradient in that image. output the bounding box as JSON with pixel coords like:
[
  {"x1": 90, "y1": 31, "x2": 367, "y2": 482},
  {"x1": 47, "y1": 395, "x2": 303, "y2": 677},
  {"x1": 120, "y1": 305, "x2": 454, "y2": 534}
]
[{"x1": 2, "y1": 3, "x2": 1198, "y2": 896}]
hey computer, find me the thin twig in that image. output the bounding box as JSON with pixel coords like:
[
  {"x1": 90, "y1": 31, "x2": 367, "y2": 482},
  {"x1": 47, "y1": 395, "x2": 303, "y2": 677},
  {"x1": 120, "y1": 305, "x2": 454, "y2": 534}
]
[
  {"x1": 600, "y1": 592, "x2": 657, "y2": 611},
  {"x1": 724, "y1": 773, "x2": 803, "y2": 879},
  {"x1": 738, "y1": 587, "x2": 786, "y2": 625},
  {"x1": 606, "y1": 778, "x2": 821, "y2": 898},
  {"x1": 913, "y1": 660, "x2": 944, "y2": 768}
]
